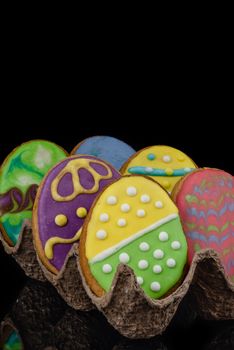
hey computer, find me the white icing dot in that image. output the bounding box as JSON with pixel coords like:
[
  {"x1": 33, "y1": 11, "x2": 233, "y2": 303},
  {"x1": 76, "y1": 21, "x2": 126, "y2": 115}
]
[
  {"x1": 139, "y1": 242, "x2": 150, "y2": 251},
  {"x1": 107, "y1": 196, "x2": 117, "y2": 205},
  {"x1": 126, "y1": 186, "x2": 137, "y2": 196},
  {"x1": 99, "y1": 213, "x2": 109, "y2": 222},
  {"x1": 137, "y1": 209, "x2": 146, "y2": 217},
  {"x1": 140, "y1": 194, "x2": 150, "y2": 203},
  {"x1": 121, "y1": 203, "x2": 130, "y2": 212},
  {"x1": 184, "y1": 167, "x2": 192, "y2": 172},
  {"x1": 155, "y1": 201, "x2": 163, "y2": 208},
  {"x1": 138, "y1": 259, "x2": 149, "y2": 270},
  {"x1": 150, "y1": 281, "x2": 161, "y2": 292},
  {"x1": 159, "y1": 231, "x2": 169, "y2": 242},
  {"x1": 163, "y1": 155, "x2": 171, "y2": 163},
  {"x1": 117, "y1": 218, "x2": 127, "y2": 227},
  {"x1": 145, "y1": 167, "x2": 153, "y2": 172},
  {"x1": 96, "y1": 230, "x2": 107, "y2": 240},
  {"x1": 171, "y1": 241, "x2": 181, "y2": 250},
  {"x1": 102, "y1": 264, "x2": 112, "y2": 273},
  {"x1": 137, "y1": 276, "x2": 144, "y2": 285},
  {"x1": 153, "y1": 249, "x2": 164, "y2": 259},
  {"x1": 153, "y1": 265, "x2": 162, "y2": 274},
  {"x1": 167, "y1": 258, "x2": 176, "y2": 268},
  {"x1": 119, "y1": 252, "x2": 130, "y2": 263}
]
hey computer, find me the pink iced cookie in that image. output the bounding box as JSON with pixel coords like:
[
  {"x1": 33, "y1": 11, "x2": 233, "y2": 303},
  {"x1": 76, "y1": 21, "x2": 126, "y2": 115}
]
[{"x1": 172, "y1": 168, "x2": 234, "y2": 282}]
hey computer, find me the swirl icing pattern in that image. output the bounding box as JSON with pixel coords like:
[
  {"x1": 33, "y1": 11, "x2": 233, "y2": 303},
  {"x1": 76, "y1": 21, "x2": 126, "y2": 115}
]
[
  {"x1": 33, "y1": 155, "x2": 120, "y2": 274},
  {"x1": 0, "y1": 140, "x2": 67, "y2": 245},
  {"x1": 173, "y1": 168, "x2": 234, "y2": 282}
]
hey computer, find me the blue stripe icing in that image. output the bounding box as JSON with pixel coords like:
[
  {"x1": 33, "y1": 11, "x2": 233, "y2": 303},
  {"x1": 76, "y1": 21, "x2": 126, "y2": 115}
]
[{"x1": 128, "y1": 166, "x2": 196, "y2": 177}]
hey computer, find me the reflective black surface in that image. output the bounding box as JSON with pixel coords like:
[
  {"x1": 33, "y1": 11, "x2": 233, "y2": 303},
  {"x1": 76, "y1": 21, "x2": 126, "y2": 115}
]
[{"x1": 0, "y1": 276, "x2": 233, "y2": 350}]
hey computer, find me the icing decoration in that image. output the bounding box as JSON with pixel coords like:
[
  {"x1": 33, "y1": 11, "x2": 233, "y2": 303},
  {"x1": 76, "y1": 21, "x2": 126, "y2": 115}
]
[
  {"x1": 107, "y1": 196, "x2": 118, "y2": 205},
  {"x1": 137, "y1": 276, "x2": 144, "y2": 285},
  {"x1": 71, "y1": 135, "x2": 136, "y2": 170},
  {"x1": 128, "y1": 166, "x2": 195, "y2": 177},
  {"x1": 96, "y1": 229, "x2": 107, "y2": 240},
  {"x1": 102, "y1": 264, "x2": 112, "y2": 273},
  {"x1": 159, "y1": 231, "x2": 169, "y2": 241},
  {"x1": 162, "y1": 155, "x2": 172, "y2": 163},
  {"x1": 174, "y1": 168, "x2": 234, "y2": 282},
  {"x1": 122, "y1": 145, "x2": 197, "y2": 193},
  {"x1": 34, "y1": 155, "x2": 120, "y2": 274},
  {"x1": 2, "y1": 329, "x2": 23, "y2": 350},
  {"x1": 150, "y1": 281, "x2": 161, "y2": 291},
  {"x1": 141, "y1": 194, "x2": 151, "y2": 203},
  {"x1": 153, "y1": 249, "x2": 164, "y2": 259},
  {"x1": 99, "y1": 213, "x2": 109, "y2": 222},
  {"x1": 171, "y1": 241, "x2": 181, "y2": 250},
  {"x1": 121, "y1": 203, "x2": 131, "y2": 212},
  {"x1": 127, "y1": 186, "x2": 137, "y2": 196},
  {"x1": 138, "y1": 259, "x2": 149, "y2": 269},
  {"x1": 55, "y1": 214, "x2": 68, "y2": 227},
  {"x1": 139, "y1": 242, "x2": 150, "y2": 251},
  {"x1": 0, "y1": 140, "x2": 67, "y2": 245},
  {"x1": 155, "y1": 201, "x2": 163, "y2": 208},
  {"x1": 83, "y1": 176, "x2": 187, "y2": 299},
  {"x1": 153, "y1": 265, "x2": 162, "y2": 274},
  {"x1": 117, "y1": 218, "x2": 127, "y2": 227},
  {"x1": 119, "y1": 252, "x2": 130, "y2": 263},
  {"x1": 147, "y1": 153, "x2": 156, "y2": 160},
  {"x1": 167, "y1": 258, "x2": 176, "y2": 268},
  {"x1": 76, "y1": 207, "x2": 87, "y2": 218},
  {"x1": 137, "y1": 209, "x2": 146, "y2": 217}
]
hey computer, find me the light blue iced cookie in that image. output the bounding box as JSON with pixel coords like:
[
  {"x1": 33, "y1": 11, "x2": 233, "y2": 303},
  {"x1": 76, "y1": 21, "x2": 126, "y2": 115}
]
[{"x1": 71, "y1": 136, "x2": 135, "y2": 170}]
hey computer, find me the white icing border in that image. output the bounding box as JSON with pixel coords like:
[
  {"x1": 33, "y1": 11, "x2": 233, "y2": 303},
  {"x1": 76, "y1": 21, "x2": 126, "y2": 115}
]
[{"x1": 89, "y1": 213, "x2": 178, "y2": 264}]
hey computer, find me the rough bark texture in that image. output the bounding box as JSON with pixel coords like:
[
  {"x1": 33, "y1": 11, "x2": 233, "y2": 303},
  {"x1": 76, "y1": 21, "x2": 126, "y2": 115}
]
[
  {"x1": 38, "y1": 244, "x2": 94, "y2": 311},
  {"x1": 0, "y1": 220, "x2": 46, "y2": 281},
  {"x1": 78, "y1": 249, "x2": 234, "y2": 339}
]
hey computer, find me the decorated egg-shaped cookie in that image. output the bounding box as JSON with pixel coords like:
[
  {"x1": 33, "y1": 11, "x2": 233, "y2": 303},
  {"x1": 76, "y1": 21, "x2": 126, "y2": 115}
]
[
  {"x1": 121, "y1": 145, "x2": 197, "y2": 193},
  {"x1": 71, "y1": 136, "x2": 136, "y2": 170},
  {"x1": 79, "y1": 175, "x2": 188, "y2": 299},
  {"x1": 172, "y1": 168, "x2": 234, "y2": 282},
  {"x1": 33, "y1": 155, "x2": 121, "y2": 275},
  {"x1": 0, "y1": 140, "x2": 67, "y2": 246}
]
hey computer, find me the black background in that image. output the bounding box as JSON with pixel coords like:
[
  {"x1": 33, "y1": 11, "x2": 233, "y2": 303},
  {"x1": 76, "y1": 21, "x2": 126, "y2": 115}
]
[{"x1": 0, "y1": 42, "x2": 233, "y2": 348}]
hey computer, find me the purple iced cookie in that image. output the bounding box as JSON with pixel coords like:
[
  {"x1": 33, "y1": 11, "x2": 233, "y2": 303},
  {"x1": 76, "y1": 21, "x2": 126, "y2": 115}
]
[{"x1": 33, "y1": 155, "x2": 121, "y2": 274}]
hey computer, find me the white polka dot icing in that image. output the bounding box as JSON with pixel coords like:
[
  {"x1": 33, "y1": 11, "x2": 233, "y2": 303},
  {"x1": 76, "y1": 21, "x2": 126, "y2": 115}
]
[
  {"x1": 153, "y1": 265, "x2": 162, "y2": 274},
  {"x1": 158, "y1": 231, "x2": 169, "y2": 241},
  {"x1": 96, "y1": 230, "x2": 107, "y2": 240},
  {"x1": 137, "y1": 209, "x2": 146, "y2": 217},
  {"x1": 138, "y1": 259, "x2": 149, "y2": 270},
  {"x1": 150, "y1": 281, "x2": 161, "y2": 292},
  {"x1": 140, "y1": 194, "x2": 150, "y2": 203},
  {"x1": 155, "y1": 201, "x2": 163, "y2": 208},
  {"x1": 85, "y1": 175, "x2": 188, "y2": 299},
  {"x1": 102, "y1": 264, "x2": 112, "y2": 273},
  {"x1": 117, "y1": 218, "x2": 127, "y2": 227},
  {"x1": 137, "y1": 276, "x2": 144, "y2": 285},
  {"x1": 166, "y1": 258, "x2": 176, "y2": 268},
  {"x1": 107, "y1": 196, "x2": 117, "y2": 205},
  {"x1": 126, "y1": 186, "x2": 137, "y2": 196},
  {"x1": 119, "y1": 252, "x2": 130, "y2": 263},
  {"x1": 121, "y1": 203, "x2": 131, "y2": 212},
  {"x1": 171, "y1": 241, "x2": 181, "y2": 250},
  {"x1": 145, "y1": 167, "x2": 153, "y2": 172},
  {"x1": 162, "y1": 155, "x2": 171, "y2": 163},
  {"x1": 139, "y1": 242, "x2": 150, "y2": 251},
  {"x1": 99, "y1": 213, "x2": 109, "y2": 222},
  {"x1": 153, "y1": 249, "x2": 164, "y2": 259}
]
